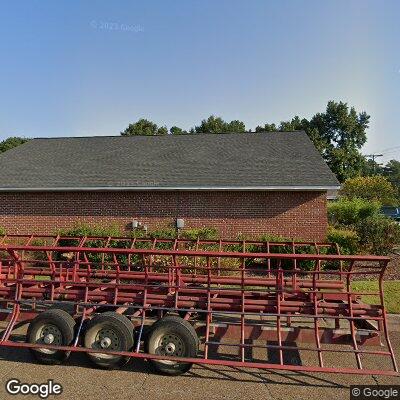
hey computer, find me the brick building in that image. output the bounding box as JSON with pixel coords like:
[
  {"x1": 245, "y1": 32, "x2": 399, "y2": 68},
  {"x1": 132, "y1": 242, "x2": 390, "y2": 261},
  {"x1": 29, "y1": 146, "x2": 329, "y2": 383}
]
[{"x1": 0, "y1": 132, "x2": 339, "y2": 240}]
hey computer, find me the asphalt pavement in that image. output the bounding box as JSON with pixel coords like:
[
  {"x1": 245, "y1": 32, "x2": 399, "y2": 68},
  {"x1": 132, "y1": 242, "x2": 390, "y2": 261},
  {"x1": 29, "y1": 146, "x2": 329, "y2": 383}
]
[{"x1": 0, "y1": 328, "x2": 399, "y2": 400}]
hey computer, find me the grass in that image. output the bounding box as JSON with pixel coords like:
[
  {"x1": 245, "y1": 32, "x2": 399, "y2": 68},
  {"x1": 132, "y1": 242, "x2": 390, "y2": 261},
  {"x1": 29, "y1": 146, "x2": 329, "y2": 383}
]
[
  {"x1": 351, "y1": 280, "x2": 400, "y2": 314},
  {"x1": 35, "y1": 275, "x2": 51, "y2": 281}
]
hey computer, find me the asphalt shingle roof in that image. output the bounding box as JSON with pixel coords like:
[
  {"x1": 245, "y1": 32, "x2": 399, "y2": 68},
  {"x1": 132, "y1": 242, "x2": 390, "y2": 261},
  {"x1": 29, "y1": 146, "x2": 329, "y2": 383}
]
[{"x1": 0, "y1": 132, "x2": 340, "y2": 190}]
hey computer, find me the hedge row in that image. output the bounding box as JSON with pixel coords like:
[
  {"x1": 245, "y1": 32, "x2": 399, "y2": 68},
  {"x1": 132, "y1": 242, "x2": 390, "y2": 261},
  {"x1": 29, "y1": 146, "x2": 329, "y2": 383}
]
[
  {"x1": 328, "y1": 197, "x2": 400, "y2": 255},
  {"x1": 1, "y1": 208, "x2": 399, "y2": 258}
]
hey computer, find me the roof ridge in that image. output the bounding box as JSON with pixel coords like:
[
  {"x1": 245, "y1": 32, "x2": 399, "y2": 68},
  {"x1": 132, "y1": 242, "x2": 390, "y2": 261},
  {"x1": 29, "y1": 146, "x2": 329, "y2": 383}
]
[{"x1": 31, "y1": 131, "x2": 306, "y2": 140}]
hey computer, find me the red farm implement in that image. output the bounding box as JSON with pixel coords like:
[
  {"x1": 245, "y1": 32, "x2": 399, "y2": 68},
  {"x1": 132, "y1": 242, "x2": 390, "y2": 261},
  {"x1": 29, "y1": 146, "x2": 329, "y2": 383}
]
[{"x1": 0, "y1": 234, "x2": 398, "y2": 376}]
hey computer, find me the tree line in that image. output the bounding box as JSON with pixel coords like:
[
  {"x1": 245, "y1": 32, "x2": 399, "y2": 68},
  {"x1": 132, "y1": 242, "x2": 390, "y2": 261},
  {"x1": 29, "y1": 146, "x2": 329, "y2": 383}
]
[{"x1": 1, "y1": 100, "x2": 399, "y2": 188}]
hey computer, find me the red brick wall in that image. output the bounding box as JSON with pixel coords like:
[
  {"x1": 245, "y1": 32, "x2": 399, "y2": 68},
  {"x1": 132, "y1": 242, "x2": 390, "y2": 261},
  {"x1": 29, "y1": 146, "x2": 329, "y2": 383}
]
[{"x1": 0, "y1": 191, "x2": 328, "y2": 240}]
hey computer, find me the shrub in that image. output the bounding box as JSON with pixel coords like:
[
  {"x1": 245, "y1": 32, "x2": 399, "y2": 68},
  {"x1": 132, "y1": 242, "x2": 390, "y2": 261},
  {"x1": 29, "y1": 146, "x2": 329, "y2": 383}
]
[
  {"x1": 58, "y1": 223, "x2": 123, "y2": 238},
  {"x1": 328, "y1": 197, "x2": 380, "y2": 226},
  {"x1": 356, "y1": 215, "x2": 400, "y2": 255},
  {"x1": 327, "y1": 227, "x2": 359, "y2": 255},
  {"x1": 241, "y1": 234, "x2": 317, "y2": 271},
  {"x1": 258, "y1": 234, "x2": 289, "y2": 242},
  {"x1": 181, "y1": 227, "x2": 219, "y2": 240},
  {"x1": 56, "y1": 223, "x2": 124, "y2": 266},
  {"x1": 131, "y1": 226, "x2": 219, "y2": 241},
  {"x1": 0, "y1": 227, "x2": 5, "y2": 236},
  {"x1": 147, "y1": 228, "x2": 177, "y2": 239},
  {"x1": 341, "y1": 175, "x2": 397, "y2": 205}
]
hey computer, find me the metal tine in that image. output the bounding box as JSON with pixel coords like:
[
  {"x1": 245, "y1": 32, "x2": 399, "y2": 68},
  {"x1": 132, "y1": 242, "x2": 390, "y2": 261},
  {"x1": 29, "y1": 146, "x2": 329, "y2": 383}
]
[
  {"x1": 127, "y1": 237, "x2": 137, "y2": 269},
  {"x1": 136, "y1": 263, "x2": 149, "y2": 353},
  {"x1": 194, "y1": 237, "x2": 200, "y2": 275},
  {"x1": 313, "y1": 255, "x2": 324, "y2": 368},
  {"x1": 335, "y1": 242, "x2": 344, "y2": 273},
  {"x1": 346, "y1": 261, "x2": 363, "y2": 370},
  {"x1": 101, "y1": 236, "x2": 112, "y2": 267},
  {"x1": 24, "y1": 234, "x2": 34, "y2": 246},
  {"x1": 266, "y1": 241, "x2": 271, "y2": 278},
  {"x1": 0, "y1": 234, "x2": 8, "y2": 245},
  {"x1": 240, "y1": 239, "x2": 246, "y2": 362},
  {"x1": 377, "y1": 260, "x2": 398, "y2": 372},
  {"x1": 217, "y1": 239, "x2": 222, "y2": 278},
  {"x1": 204, "y1": 256, "x2": 212, "y2": 360},
  {"x1": 291, "y1": 240, "x2": 297, "y2": 295},
  {"x1": 52, "y1": 234, "x2": 60, "y2": 246},
  {"x1": 276, "y1": 268, "x2": 284, "y2": 365}
]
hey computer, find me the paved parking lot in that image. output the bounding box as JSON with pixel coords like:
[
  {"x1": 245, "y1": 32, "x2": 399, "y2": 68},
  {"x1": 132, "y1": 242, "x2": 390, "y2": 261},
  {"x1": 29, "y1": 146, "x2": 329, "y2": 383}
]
[{"x1": 0, "y1": 331, "x2": 399, "y2": 400}]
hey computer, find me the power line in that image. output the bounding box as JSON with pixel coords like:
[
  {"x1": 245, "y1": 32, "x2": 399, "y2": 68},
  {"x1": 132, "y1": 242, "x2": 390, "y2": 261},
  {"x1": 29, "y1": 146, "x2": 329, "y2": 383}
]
[
  {"x1": 364, "y1": 153, "x2": 383, "y2": 162},
  {"x1": 382, "y1": 149, "x2": 400, "y2": 156},
  {"x1": 364, "y1": 154, "x2": 383, "y2": 174},
  {"x1": 378, "y1": 145, "x2": 400, "y2": 153}
]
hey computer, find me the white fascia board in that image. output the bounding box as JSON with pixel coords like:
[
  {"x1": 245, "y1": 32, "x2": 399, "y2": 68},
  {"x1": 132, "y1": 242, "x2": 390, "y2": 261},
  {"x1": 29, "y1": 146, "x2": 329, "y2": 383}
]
[{"x1": 0, "y1": 185, "x2": 341, "y2": 192}]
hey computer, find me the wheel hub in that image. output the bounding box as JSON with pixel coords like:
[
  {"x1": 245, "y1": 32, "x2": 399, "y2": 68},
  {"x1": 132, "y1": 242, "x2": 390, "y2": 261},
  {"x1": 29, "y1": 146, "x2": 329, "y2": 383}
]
[
  {"x1": 96, "y1": 328, "x2": 120, "y2": 351},
  {"x1": 43, "y1": 333, "x2": 55, "y2": 344},
  {"x1": 100, "y1": 337, "x2": 112, "y2": 349},
  {"x1": 35, "y1": 324, "x2": 63, "y2": 354},
  {"x1": 164, "y1": 342, "x2": 176, "y2": 355},
  {"x1": 40, "y1": 325, "x2": 62, "y2": 345},
  {"x1": 159, "y1": 334, "x2": 184, "y2": 357}
]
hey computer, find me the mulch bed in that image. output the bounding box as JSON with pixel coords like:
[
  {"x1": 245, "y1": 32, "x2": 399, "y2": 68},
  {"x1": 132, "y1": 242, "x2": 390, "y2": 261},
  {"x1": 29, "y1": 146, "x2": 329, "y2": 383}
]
[{"x1": 384, "y1": 253, "x2": 400, "y2": 280}]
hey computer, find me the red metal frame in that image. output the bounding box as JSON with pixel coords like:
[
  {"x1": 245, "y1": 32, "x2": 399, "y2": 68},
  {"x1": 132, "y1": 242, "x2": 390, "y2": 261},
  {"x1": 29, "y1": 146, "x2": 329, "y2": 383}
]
[{"x1": 0, "y1": 234, "x2": 398, "y2": 376}]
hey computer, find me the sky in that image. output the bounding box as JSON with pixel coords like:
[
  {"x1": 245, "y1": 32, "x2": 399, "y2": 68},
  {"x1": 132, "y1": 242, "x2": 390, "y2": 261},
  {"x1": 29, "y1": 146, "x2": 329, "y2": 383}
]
[{"x1": 0, "y1": 0, "x2": 399, "y2": 162}]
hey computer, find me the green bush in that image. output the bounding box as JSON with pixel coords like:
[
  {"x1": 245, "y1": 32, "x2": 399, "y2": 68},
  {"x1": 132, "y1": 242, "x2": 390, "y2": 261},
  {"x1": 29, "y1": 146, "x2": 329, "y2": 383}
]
[
  {"x1": 181, "y1": 227, "x2": 219, "y2": 240},
  {"x1": 131, "y1": 226, "x2": 219, "y2": 241},
  {"x1": 240, "y1": 234, "x2": 317, "y2": 271},
  {"x1": 327, "y1": 227, "x2": 359, "y2": 255},
  {"x1": 236, "y1": 233, "x2": 290, "y2": 255},
  {"x1": 328, "y1": 197, "x2": 381, "y2": 226},
  {"x1": 0, "y1": 227, "x2": 5, "y2": 236},
  {"x1": 356, "y1": 215, "x2": 400, "y2": 255},
  {"x1": 147, "y1": 228, "x2": 177, "y2": 239},
  {"x1": 56, "y1": 225, "x2": 220, "y2": 265},
  {"x1": 341, "y1": 175, "x2": 397, "y2": 205},
  {"x1": 58, "y1": 223, "x2": 123, "y2": 238},
  {"x1": 56, "y1": 223, "x2": 124, "y2": 266},
  {"x1": 259, "y1": 234, "x2": 290, "y2": 242}
]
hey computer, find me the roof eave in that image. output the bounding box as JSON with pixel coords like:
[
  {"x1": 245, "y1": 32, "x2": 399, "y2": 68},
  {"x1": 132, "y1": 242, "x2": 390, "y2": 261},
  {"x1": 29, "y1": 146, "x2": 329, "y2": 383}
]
[{"x1": 0, "y1": 185, "x2": 341, "y2": 192}]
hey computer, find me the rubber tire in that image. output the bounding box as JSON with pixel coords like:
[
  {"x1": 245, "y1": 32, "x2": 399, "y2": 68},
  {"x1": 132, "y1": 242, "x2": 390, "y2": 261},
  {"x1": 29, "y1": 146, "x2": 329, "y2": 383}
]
[
  {"x1": 27, "y1": 308, "x2": 76, "y2": 365},
  {"x1": 84, "y1": 312, "x2": 134, "y2": 369},
  {"x1": 145, "y1": 315, "x2": 199, "y2": 376}
]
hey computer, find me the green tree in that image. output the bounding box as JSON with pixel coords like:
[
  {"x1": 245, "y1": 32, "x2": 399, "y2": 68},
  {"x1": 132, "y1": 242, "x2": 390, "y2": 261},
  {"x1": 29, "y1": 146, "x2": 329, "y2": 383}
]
[
  {"x1": 194, "y1": 115, "x2": 246, "y2": 133},
  {"x1": 157, "y1": 126, "x2": 168, "y2": 135},
  {"x1": 383, "y1": 159, "x2": 400, "y2": 202},
  {"x1": 309, "y1": 101, "x2": 369, "y2": 181},
  {"x1": 169, "y1": 126, "x2": 188, "y2": 135},
  {"x1": 256, "y1": 101, "x2": 369, "y2": 181},
  {"x1": 278, "y1": 116, "x2": 304, "y2": 131},
  {"x1": 120, "y1": 119, "x2": 168, "y2": 136},
  {"x1": 341, "y1": 175, "x2": 397, "y2": 205},
  {"x1": 361, "y1": 158, "x2": 384, "y2": 176},
  {"x1": 226, "y1": 120, "x2": 246, "y2": 133},
  {"x1": 0, "y1": 137, "x2": 29, "y2": 153},
  {"x1": 383, "y1": 160, "x2": 400, "y2": 187},
  {"x1": 255, "y1": 123, "x2": 277, "y2": 132}
]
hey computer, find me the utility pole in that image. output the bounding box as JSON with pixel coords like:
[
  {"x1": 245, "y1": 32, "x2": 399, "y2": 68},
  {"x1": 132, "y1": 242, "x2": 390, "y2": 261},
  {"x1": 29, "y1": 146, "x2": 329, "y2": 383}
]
[{"x1": 364, "y1": 154, "x2": 383, "y2": 175}]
